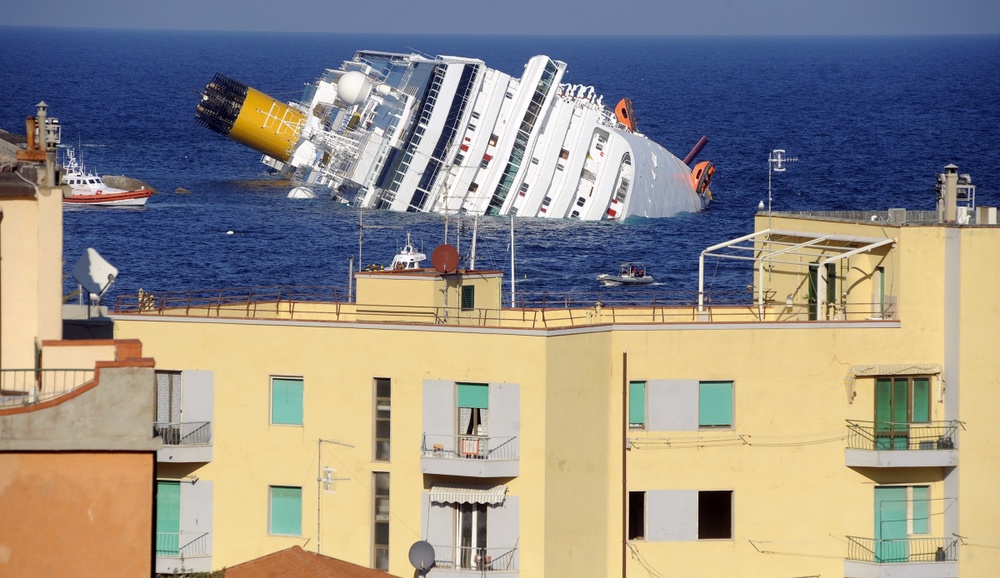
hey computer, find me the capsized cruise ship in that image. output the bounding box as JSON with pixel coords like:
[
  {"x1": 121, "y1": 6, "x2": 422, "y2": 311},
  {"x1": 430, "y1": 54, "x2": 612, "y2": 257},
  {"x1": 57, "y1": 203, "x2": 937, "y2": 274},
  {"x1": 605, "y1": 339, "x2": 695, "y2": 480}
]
[{"x1": 195, "y1": 51, "x2": 715, "y2": 221}]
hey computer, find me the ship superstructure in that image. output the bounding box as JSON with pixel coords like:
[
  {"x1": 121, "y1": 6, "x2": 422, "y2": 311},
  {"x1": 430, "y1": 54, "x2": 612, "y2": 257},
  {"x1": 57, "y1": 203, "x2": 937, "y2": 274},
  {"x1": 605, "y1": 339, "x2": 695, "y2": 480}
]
[{"x1": 196, "y1": 51, "x2": 714, "y2": 221}]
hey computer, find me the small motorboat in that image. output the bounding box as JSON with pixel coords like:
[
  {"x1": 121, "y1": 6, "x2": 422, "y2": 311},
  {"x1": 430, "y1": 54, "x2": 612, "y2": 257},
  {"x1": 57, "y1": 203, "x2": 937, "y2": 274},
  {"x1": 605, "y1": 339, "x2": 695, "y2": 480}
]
[
  {"x1": 389, "y1": 233, "x2": 427, "y2": 270},
  {"x1": 597, "y1": 262, "x2": 654, "y2": 286},
  {"x1": 61, "y1": 148, "x2": 152, "y2": 207}
]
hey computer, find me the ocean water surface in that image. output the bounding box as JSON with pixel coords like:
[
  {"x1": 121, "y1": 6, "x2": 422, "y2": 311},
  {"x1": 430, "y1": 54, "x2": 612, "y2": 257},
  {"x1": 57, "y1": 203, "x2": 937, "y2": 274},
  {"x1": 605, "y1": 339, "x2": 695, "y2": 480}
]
[{"x1": 1, "y1": 29, "x2": 997, "y2": 305}]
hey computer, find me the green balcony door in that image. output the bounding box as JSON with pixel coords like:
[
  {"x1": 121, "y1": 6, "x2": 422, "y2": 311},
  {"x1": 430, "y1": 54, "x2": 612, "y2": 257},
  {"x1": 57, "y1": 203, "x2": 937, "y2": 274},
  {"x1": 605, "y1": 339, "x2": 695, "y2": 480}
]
[
  {"x1": 156, "y1": 481, "x2": 181, "y2": 556},
  {"x1": 875, "y1": 486, "x2": 908, "y2": 562},
  {"x1": 875, "y1": 378, "x2": 909, "y2": 450}
]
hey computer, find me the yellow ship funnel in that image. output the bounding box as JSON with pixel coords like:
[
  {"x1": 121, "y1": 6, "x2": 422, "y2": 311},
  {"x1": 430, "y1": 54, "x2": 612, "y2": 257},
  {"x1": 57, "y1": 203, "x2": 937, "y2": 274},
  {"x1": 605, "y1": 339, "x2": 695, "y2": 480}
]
[{"x1": 195, "y1": 73, "x2": 306, "y2": 163}]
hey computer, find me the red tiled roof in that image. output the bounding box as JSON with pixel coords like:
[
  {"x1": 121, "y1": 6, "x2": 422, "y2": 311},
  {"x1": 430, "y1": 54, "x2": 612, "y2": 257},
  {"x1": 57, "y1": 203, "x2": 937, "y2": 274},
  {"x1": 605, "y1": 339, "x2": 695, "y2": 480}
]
[{"x1": 223, "y1": 546, "x2": 401, "y2": 578}]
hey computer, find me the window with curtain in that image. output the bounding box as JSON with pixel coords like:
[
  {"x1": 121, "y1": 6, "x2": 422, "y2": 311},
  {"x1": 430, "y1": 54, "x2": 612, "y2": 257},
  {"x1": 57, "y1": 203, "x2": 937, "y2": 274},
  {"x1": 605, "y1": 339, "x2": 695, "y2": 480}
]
[
  {"x1": 269, "y1": 486, "x2": 302, "y2": 535},
  {"x1": 699, "y1": 381, "x2": 733, "y2": 428},
  {"x1": 457, "y1": 383, "x2": 489, "y2": 436},
  {"x1": 271, "y1": 376, "x2": 304, "y2": 426}
]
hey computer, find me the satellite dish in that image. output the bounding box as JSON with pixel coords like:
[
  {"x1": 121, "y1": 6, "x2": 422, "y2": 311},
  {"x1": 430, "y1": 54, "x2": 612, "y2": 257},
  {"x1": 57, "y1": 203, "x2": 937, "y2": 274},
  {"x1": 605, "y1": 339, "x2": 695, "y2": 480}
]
[
  {"x1": 71, "y1": 248, "x2": 118, "y2": 301},
  {"x1": 408, "y1": 540, "x2": 435, "y2": 572},
  {"x1": 431, "y1": 244, "x2": 460, "y2": 274}
]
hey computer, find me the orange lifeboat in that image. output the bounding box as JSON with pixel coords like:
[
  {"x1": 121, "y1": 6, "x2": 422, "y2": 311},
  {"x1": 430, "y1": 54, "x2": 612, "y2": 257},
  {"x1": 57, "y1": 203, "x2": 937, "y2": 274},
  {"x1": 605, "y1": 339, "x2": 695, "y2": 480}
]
[{"x1": 690, "y1": 160, "x2": 715, "y2": 200}]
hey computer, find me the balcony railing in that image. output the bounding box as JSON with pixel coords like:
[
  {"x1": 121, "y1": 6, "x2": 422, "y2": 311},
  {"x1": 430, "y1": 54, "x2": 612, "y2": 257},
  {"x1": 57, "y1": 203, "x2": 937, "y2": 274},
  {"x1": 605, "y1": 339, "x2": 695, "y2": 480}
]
[
  {"x1": 431, "y1": 545, "x2": 519, "y2": 572},
  {"x1": 154, "y1": 421, "x2": 212, "y2": 446},
  {"x1": 421, "y1": 434, "x2": 518, "y2": 461},
  {"x1": 846, "y1": 420, "x2": 960, "y2": 451},
  {"x1": 846, "y1": 535, "x2": 958, "y2": 563},
  {"x1": 0, "y1": 368, "x2": 95, "y2": 407},
  {"x1": 155, "y1": 531, "x2": 210, "y2": 557}
]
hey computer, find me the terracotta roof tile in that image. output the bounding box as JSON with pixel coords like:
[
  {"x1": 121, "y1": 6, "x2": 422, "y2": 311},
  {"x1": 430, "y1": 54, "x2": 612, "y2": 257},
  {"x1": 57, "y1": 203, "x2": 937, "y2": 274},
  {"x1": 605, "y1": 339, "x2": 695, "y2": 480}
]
[{"x1": 223, "y1": 546, "x2": 401, "y2": 578}]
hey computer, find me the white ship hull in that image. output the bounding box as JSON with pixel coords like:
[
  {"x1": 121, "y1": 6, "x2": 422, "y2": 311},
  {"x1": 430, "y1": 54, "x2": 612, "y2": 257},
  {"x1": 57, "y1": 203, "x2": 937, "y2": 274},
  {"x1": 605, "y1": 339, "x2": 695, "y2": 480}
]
[{"x1": 196, "y1": 51, "x2": 713, "y2": 221}]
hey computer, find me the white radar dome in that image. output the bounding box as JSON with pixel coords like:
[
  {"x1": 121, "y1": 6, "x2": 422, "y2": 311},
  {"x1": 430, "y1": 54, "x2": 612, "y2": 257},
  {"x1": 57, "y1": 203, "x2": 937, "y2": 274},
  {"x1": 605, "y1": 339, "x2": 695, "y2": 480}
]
[{"x1": 337, "y1": 71, "x2": 373, "y2": 106}]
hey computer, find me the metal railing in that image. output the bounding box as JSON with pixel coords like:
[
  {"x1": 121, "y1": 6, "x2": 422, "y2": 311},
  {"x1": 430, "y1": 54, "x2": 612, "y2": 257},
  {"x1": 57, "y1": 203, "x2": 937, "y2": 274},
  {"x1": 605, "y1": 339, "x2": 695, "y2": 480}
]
[
  {"x1": 0, "y1": 368, "x2": 96, "y2": 407},
  {"x1": 154, "y1": 421, "x2": 212, "y2": 446},
  {"x1": 846, "y1": 535, "x2": 958, "y2": 563},
  {"x1": 155, "y1": 531, "x2": 210, "y2": 558},
  {"x1": 431, "y1": 545, "x2": 519, "y2": 572},
  {"x1": 421, "y1": 434, "x2": 518, "y2": 461},
  {"x1": 846, "y1": 420, "x2": 960, "y2": 451}
]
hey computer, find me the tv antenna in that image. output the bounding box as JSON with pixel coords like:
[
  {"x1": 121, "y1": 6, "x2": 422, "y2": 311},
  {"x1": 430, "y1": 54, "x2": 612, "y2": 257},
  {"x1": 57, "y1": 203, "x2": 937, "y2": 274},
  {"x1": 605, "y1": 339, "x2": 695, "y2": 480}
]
[
  {"x1": 767, "y1": 149, "x2": 797, "y2": 215},
  {"x1": 408, "y1": 540, "x2": 436, "y2": 574},
  {"x1": 70, "y1": 248, "x2": 117, "y2": 318}
]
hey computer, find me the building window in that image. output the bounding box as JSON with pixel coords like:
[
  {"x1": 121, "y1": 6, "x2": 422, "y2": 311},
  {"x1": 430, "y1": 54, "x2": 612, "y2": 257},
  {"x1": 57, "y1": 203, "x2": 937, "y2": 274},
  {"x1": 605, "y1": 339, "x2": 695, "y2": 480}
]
[
  {"x1": 457, "y1": 502, "x2": 488, "y2": 569},
  {"x1": 911, "y1": 486, "x2": 929, "y2": 535},
  {"x1": 698, "y1": 490, "x2": 732, "y2": 539},
  {"x1": 874, "y1": 485, "x2": 930, "y2": 561},
  {"x1": 629, "y1": 381, "x2": 646, "y2": 429},
  {"x1": 374, "y1": 378, "x2": 391, "y2": 461},
  {"x1": 628, "y1": 491, "x2": 645, "y2": 540},
  {"x1": 698, "y1": 381, "x2": 733, "y2": 428},
  {"x1": 373, "y1": 472, "x2": 390, "y2": 570},
  {"x1": 155, "y1": 371, "x2": 182, "y2": 444},
  {"x1": 458, "y1": 383, "x2": 488, "y2": 457},
  {"x1": 875, "y1": 376, "x2": 931, "y2": 449},
  {"x1": 269, "y1": 486, "x2": 302, "y2": 535},
  {"x1": 461, "y1": 285, "x2": 475, "y2": 311},
  {"x1": 271, "y1": 376, "x2": 303, "y2": 426},
  {"x1": 156, "y1": 480, "x2": 181, "y2": 556}
]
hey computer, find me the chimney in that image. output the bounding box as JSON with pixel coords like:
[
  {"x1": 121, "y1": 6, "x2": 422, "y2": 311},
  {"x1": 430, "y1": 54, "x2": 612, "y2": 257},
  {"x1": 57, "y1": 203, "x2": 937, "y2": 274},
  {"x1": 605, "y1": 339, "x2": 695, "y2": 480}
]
[{"x1": 942, "y1": 164, "x2": 958, "y2": 223}]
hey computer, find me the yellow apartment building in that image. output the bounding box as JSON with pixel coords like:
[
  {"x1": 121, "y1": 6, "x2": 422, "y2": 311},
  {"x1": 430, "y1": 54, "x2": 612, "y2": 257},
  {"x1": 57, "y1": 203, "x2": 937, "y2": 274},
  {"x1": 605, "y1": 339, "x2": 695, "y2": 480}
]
[{"x1": 111, "y1": 165, "x2": 1000, "y2": 577}]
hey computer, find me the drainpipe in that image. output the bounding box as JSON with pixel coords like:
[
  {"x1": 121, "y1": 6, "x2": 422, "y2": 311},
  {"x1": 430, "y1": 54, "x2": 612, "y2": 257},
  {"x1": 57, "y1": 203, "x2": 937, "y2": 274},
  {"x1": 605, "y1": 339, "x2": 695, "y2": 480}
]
[{"x1": 621, "y1": 351, "x2": 628, "y2": 578}]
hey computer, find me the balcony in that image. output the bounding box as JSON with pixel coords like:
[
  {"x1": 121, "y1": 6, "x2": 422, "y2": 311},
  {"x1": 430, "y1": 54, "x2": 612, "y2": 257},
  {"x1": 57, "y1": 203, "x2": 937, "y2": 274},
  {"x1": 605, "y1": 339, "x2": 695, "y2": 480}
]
[
  {"x1": 0, "y1": 368, "x2": 95, "y2": 407},
  {"x1": 845, "y1": 421, "x2": 959, "y2": 468},
  {"x1": 845, "y1": 536, "x2": 958, "y2": 578},
  {"x1": 155, "y1": 531, "x2": 211, "y2": 573},
  {"x1": 427, "y1": 545, "x2": 518, "y2": 576},
  {"x1": 421, "y1": 434, "x2": 519, "y2": 477},
  {"x1": 155, "y1": 421, "x2": 213, "y2": 463}
]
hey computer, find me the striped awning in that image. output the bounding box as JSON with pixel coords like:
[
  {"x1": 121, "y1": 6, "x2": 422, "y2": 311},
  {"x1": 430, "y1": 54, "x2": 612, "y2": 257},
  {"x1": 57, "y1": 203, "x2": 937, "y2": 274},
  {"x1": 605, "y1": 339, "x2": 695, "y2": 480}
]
[
  {"x1": 844, "y1": 364, "x2": 942, "y2": 403},
  {"x1": 429, "y1": 483, "x2": 507, "y2": 506}
]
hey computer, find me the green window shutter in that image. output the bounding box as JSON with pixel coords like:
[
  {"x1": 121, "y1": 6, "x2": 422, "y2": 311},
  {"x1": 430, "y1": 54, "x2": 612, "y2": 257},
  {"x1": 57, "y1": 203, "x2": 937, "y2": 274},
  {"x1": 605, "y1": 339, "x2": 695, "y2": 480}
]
[
  {"x1": 629, "y1": 381, "x2": 646, "y2": 428},
  {"x1": 272, "y1": 378, "x2": 303, "y2": 425},
  {"x1": 912, "y1": 378, "x2": 930, "y2": 423},
  {"x1": 461, "y1": 285, "x2": 475, "y2": 310},
  {"x1": 875, "y1": 378, "x2": 892, "y2": 430},
  {"x1": 156, "y1": 481, "x2": 180, "y2": 555},
  {"x1": 699, "y1": 381, "x2": 733, "y2": 427},
  {"x1": 457, "y1": 383, "x2": 489, "y2": 409},
  {"x1": 270, "y1": 486, "x2": 302, "y2": 535},
  {"x1": 912, "y1": 486, "x2": 929, "y2": 534},
  {"x1": 826, "y1": 263, "x2": 837, "y2": 303},
  {"x1": 808, "y1": 265, "x2": 818, "y2": 320}
]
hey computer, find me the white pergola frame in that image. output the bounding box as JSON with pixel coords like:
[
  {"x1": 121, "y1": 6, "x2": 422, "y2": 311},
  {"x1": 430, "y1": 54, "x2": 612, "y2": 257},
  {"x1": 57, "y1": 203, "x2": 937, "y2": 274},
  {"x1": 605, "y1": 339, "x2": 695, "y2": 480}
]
[{"x1": 698, "y1": 229, "x2": 897, "y2": 315}]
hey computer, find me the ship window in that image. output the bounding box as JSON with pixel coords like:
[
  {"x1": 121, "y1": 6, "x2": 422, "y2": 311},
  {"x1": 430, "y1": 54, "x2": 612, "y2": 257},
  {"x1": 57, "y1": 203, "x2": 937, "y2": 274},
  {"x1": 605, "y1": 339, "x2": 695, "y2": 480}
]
[
  {"x1": 576, "y1": 197, "x2": 586, "y2": 207},
  {"x1": 556, "y1": 164, "x2": 564, "y2": 171},
  {"x1": 468, "y1": 123, "x2": 477, "y2": 131},
  {"x1": 489, "y1": 135, "x2": 498, "y2": 146},
  {"x1": 519, "y1": 182, "x2": 529, "y2": 192},
  {"x1": 531, "y1": 157, "x2": 539, "y2": 165},
  {"x1": 471, "y1": 111, "x2": 480, "y2": 119},
  {"x1": 560, "y1": 149, "x2": 569, "y2": 159},
  {"x1": 479, "y1": 159, "x2": 489, "y2": 169},
  {"x1": 570, "y1": 210, "x2": 579, "y2": 218},
  {"x1": 469, "y1": 183, "x2": 479, "y2": 193},
  {"x1": 541, "y1": 197, "x2": 551, "y2": 206},
  {"x1": 454, "y1": 154, "x2": 465, "y2": 165},
  {"x1": 505, "y1": 92, "x2": 513, "y2": 98}
]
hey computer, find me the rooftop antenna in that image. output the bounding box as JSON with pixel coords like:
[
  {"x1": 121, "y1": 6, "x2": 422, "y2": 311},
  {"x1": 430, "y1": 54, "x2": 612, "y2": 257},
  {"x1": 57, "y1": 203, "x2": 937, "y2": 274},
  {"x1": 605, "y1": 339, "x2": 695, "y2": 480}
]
[
  {"x1": 71, "y1": 248, "x2": 117, "y2": 319},
  {"x1": 767, "y1": 149, "x2": 797, "y2": 216}
]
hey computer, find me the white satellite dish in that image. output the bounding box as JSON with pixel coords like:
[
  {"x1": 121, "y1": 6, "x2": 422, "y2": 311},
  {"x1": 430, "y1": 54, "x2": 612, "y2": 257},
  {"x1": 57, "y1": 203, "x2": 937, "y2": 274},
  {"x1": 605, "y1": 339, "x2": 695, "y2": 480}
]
[
  {"x1": 71, "y1": 248, "x2": 118, "y2": 302},
  {"x1": 408, "y1": 540, "x2": 435, "y2": 573}
]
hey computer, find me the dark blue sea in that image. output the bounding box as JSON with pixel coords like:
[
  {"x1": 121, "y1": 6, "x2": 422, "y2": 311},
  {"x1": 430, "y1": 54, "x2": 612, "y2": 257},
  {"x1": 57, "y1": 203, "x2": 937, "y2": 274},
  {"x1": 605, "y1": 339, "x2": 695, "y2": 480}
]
[{"x1": 1, "y1": 29, "x2": 998, "y2": 306}]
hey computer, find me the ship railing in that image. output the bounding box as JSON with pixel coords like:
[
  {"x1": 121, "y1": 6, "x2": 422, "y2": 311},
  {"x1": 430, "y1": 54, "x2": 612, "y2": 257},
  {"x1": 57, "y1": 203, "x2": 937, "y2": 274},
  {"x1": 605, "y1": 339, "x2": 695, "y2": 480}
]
[
  {"x1": 845, "y1": 535, "x2": 958, "y2": 563},
  {"x1": 430, "y1": 545, "x2": 519, "y2": 572},
  {"x1": 846, "y1": 420, "x2": 961, "y2": 451},
  {"x1": 0, "y1": 368, "x2": 95, "y2": 407}
]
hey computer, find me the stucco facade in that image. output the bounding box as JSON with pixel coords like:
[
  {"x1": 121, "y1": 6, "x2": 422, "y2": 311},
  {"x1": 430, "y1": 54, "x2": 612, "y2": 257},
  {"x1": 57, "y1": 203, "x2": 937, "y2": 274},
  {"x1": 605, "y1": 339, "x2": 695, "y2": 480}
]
[{"x1": 112, "y1": 204, "x2": 1000, "y2": 577}]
